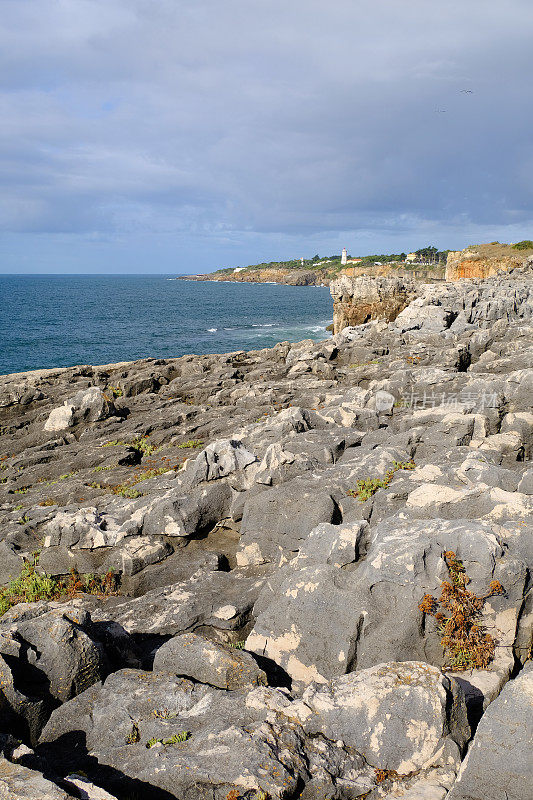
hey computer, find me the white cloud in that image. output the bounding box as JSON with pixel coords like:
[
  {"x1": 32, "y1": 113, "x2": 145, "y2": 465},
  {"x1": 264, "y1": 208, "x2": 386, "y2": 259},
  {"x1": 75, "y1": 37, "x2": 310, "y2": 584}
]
[{"x1": 0, "y1": 0, "x2": 532, "y2": 269}]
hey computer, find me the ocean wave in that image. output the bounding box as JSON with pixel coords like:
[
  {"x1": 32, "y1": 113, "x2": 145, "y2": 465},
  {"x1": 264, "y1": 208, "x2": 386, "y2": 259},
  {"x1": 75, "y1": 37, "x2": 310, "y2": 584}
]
[{"x1": 207, "y1": 328, "x2": 217, "y2": 332}]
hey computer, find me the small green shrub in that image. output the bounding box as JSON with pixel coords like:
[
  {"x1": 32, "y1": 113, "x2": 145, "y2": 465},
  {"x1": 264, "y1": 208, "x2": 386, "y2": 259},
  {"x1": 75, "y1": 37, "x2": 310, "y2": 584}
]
[
  {"x1": 146, "y1": 731, "x2": 191, "y2": 748},
  {"x1": 347, "y1": 460, "x2": 415, "y2": 502},
  {"x1": 176, "y1": 439, "x2": 204, "y2": 449},
  {"x1": 349, "y1": 359, "x2": 382, "y2": 368},
  {"x1": 135, "y1": 467, "x2": 169, "y2": 482},
  {"x1": 512, "y1": 240, "x2": 533, "y2": 250},
  {"x1": 0, "y1": 561, "x2": 119, "y2": 617},
  {"x1": 151, "y1": 708, "x2": 177, "y2": 720},
  {"x1": 107, "y1": 385, "x2": 123, "y2": 398},
  {"x1": 102, "y1": 436, "x2": 157, "y2": 456},
  {"x1": 112, "y1": 486, "x2": 142, "y2": 499},
  {"x1": 130, "y1": 437, "x2": 156, "y2": 456},
  {"x1": 0, "y1": 558, "x2": 57, "y2": 615}
]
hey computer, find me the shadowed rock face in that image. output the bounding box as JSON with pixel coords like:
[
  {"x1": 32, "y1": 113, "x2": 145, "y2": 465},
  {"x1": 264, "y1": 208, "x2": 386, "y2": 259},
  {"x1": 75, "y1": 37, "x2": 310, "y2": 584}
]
[
  {"x1": 0, "y1": 267, "x2": 532, "y2": 799},
  {"x1": 329, "y1": 275, "x2": 417, "y2": 333}
]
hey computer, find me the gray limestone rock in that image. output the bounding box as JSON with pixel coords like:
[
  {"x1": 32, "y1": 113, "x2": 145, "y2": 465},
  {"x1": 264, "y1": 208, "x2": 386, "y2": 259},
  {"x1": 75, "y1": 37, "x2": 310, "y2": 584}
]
[
  {"x1": 447, "y1": 666, "x2": 533, "y2": 800},
  {"x1": 292, "y1": 661, "x2": 469, "y2": 773},
  {"x1": 39, "y1": 669, "x2": 364, "y2": 799},
  {"x1": 237, "y1": 482, "x2": 340, "y2": 566},
  {"x1": 153, "y1": 632, "x2": 267, "y2": 689},
  {"x1": 92, "y1": 566, "x2": 267, "y2": 635},
  {"x1": 187, "y1": 438, "x2": 258, "y2": 487},
  {"x1": 2, "y1": 607, "x2": 107, "y2": 704},
  {"x1": 44, "y1": 387, "x2": 115, "y2": 431},
  {"x1": 0, "y1": 542, "x2": 23, "y2": 586},
  {"x1": 0, "y1": 758, "x2": 77, "y2": 800},
  {"x1": 247, "y1": 517, "x2": 526, "y2": 689}
]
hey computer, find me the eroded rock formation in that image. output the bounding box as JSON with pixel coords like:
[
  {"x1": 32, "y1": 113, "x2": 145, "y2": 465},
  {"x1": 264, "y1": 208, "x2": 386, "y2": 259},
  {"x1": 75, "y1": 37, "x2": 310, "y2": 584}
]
[
  {"x1": 329, "y1": 274, "x2": 417, "y2": 333},
  {"x1": 446, "y1": 243, "x2": 533, "y2": 281},
  {"x1": 0, "y1": 267, "x2": 532, "y2": 799}
]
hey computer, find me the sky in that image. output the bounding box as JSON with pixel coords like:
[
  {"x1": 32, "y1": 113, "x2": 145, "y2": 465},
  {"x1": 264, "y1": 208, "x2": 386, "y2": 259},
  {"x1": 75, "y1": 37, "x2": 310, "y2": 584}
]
[{"x1": 1, "y1": 0, "x2": 532, "y2": 274}]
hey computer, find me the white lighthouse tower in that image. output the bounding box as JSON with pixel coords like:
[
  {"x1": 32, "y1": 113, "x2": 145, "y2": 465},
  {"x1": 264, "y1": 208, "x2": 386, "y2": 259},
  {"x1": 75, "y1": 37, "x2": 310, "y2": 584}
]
[{"x1": 341, "y1": 248, "x2": 347, "y2": 266}]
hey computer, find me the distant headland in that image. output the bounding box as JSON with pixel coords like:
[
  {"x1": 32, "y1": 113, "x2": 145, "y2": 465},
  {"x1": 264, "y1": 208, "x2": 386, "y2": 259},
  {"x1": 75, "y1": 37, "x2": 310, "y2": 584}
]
[{"x1": 178, "y1": 245, "x2": 450, "y2": 286}]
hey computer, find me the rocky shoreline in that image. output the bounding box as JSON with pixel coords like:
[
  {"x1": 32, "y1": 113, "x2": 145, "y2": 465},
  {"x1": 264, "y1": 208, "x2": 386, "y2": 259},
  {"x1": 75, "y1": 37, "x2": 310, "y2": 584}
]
[
  {"x1": 0, "y1": 267, "x2": 532, "y2": 800},
  {"x1": 178, "y1": 268, "x2": 331, "y2": 286}
]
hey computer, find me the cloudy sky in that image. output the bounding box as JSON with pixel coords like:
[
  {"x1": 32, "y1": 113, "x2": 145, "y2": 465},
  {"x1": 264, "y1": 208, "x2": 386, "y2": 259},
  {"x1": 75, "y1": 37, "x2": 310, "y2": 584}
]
[{"x1": 1, "y1": 0, "x2": 532, "y2": 273}]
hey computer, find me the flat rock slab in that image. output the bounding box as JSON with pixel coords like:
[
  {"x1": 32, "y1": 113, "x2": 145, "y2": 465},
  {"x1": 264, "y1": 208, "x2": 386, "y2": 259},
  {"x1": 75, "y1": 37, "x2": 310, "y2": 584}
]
[
  {"x1": 153, "y1": 632, "x2": 267, "y2": 689},
  {"x1": 0, "y1": 758, "x2": 76, "y2": 800},
  {"x1": 92, "y1": 567, "x2": 268, "y2": 635}
]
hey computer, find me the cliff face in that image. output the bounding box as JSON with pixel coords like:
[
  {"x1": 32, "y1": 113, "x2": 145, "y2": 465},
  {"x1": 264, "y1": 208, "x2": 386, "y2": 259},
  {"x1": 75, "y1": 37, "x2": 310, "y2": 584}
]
[
  {"x1": 446, "y1": 244, "x2": 533, "y2": 281},
  {"x1": 341, "y1": 263, "x2": 445, "y2": 280},
  {"x1": 329, "y1": 274, "x2": 417, "y2": 333}
]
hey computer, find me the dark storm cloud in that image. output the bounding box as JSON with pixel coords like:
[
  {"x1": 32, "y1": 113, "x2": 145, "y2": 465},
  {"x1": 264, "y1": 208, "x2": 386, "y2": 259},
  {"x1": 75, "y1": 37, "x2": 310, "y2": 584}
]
[{"x1": 0, "y1": 0, "x2": 532, "y2": 270}]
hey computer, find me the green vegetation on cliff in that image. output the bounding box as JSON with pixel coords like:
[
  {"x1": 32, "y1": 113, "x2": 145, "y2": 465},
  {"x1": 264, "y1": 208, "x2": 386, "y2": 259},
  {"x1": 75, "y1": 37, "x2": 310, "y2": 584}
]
[{"x1": 208, "y1": 251, "x2": 409, "y2": 281}]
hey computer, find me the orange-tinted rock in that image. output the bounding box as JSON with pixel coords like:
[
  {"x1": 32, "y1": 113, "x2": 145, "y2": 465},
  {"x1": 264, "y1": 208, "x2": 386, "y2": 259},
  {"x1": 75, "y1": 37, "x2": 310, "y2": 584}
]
[
  {"x1": 446, "y1": 244, "x2": 532, "y2": 281},
  {"x1": 330, "y1": 275, "x2": 416, "y2": 334}
]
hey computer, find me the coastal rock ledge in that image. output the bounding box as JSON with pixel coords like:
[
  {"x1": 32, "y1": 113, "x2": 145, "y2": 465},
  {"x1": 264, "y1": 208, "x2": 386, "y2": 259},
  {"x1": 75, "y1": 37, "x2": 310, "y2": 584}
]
[{"x1": 0, "y1": 267, "x2": 532, "y2": 800}]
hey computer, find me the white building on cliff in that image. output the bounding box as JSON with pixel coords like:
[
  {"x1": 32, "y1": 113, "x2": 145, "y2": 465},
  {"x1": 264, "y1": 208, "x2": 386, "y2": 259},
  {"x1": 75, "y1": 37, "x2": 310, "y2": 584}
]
[{"x1": 341, "y1": 248, "x2": 347, "y2": 265}]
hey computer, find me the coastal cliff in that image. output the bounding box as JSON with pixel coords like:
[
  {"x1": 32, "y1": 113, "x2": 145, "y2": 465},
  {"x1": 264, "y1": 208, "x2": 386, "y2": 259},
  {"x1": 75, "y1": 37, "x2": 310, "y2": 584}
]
[
  {"x1": 0, "y1": 268, "x2": 532, "y2": 800},
  {"x1": 184, "y1": 267, "x2": 329, "y2": 286},
  {"x1": 446, "y1": 242, "x2": 533, "y2": 280},
  {"x1": 329, "y1": 274, "x2": 417, "y2": 334}
]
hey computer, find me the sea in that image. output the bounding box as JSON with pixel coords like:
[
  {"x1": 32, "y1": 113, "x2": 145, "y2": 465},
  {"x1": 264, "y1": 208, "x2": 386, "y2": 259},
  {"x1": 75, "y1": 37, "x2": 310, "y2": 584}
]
[{"x1": 0, "y1": 275, "x2": 333, "y2": 376}]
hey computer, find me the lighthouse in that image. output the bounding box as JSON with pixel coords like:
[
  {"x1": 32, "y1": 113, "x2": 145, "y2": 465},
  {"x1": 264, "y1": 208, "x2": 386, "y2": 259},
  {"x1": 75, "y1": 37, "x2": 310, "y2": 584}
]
[{"x1": 341, "y1": 248, "x2": 347, "y2": 265}]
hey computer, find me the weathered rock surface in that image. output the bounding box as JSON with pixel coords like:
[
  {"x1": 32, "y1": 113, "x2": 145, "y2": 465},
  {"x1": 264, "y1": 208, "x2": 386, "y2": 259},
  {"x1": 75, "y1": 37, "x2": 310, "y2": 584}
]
[
  {"x1": 330, "y1": 274, "x2": 417, "y2": 333},
  {"x1": 0, "y1": 758, "x2": 76, "y2": 800},
  {"x1": 152, "y1": 632, "x2": 267, "y2": 689},
  {"x1": 445, "y1": 242, "x2": 532, "y2": 281},
  {"x1": 0, "y1": 268, "x2": 532, "y2": 798},
  {"x1": 447, "y1": 665, "x2": 533, "y2": 800},
  {"x1": 37, "y1": 662, "x2": 467, "y2": 799}
]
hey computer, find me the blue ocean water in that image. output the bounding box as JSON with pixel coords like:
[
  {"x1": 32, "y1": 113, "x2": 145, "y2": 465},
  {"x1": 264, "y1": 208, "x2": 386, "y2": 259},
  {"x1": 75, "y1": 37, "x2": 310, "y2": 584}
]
[{"x1": 0, "y1": 275, "x2": 333, "y2": 375}]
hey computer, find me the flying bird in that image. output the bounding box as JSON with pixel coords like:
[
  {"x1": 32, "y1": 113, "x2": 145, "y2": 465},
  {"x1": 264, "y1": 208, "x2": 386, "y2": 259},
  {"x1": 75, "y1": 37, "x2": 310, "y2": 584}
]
[
  {"x1": 434, "y1": 107, "x2": 447, "y2": 113},
  {"x1": 460, "y1": 89, "x2": 473, "y2": 93}
]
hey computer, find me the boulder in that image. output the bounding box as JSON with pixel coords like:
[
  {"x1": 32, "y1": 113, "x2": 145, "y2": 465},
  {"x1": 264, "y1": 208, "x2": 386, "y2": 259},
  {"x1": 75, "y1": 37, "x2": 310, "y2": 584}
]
[
  {"x1": 38, "y1": 663, "x2": 468, "y2": 799},
  {"x1": 44, "y1": 388, "x2": 115, "y2": 431},
  {"x1": 237, "y1": 482, "x2": 340, "y2": 566},
  {"x1": 247, "y1": 517, "x2": 526, "y2": 689},
  {"x1": 447, "y1": 666, "x2": 533, "y2": 800},
  {"x1": 39, "y1": 669, "x2": 363, "y2": 799},
  {"x1": 153, "y1": 632, "x2": 267, "y2": 689},
  {"x1": 1, "y1": 607, "x2": 107, "y2": 704},
  {"x1": 0, "y1": 758, "x2": 76, "y2": 800},
  {"x1": 292, "y1": 661, "x2": 469, "y2": 773},
  {"x1": 394, "y1": 302, "x2": 456, "y2": 333},
  {"x1": 187, "y1": 438, "x2": 257, "y2": 486}
]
